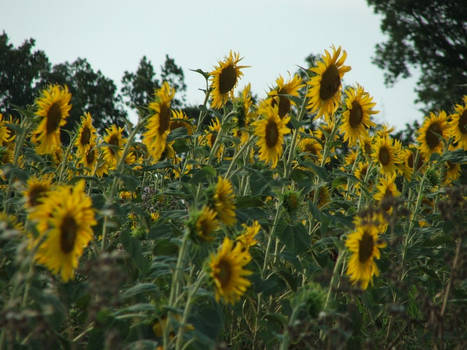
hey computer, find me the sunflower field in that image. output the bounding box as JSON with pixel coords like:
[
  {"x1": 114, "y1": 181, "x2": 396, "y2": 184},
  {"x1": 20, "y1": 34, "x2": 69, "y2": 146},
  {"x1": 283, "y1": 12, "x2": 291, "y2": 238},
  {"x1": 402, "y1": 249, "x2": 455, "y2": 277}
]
[{"x1": 0, "y1": 47, "x2": 466, "y2": 349}]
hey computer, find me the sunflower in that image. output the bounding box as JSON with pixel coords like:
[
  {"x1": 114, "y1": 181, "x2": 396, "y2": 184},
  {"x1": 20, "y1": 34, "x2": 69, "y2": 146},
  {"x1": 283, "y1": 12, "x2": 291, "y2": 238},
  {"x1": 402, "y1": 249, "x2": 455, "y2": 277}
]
[
  {"x1": 232, "y1": 84, "x2": 255, "y2": 145},
  {"x1": 253, "y1": 104, "x2": 291, "y2": 168},
  {"x1": 75, "y1": 112, "x2": 96, "y2": 156},
  {"x1": 417, "y1": 111, "x2": 449, "y2": 158},
  {"x1": 360, "y1": 135, "x2": 374, "y2": 159},
  {"x1": 309, "y1": 186, "x2": 330, "y2": 209},
  {"x1": 268, "y1": 74, "x2": 304, "y2": 118},
  {"x1": 339, "y1": 85, "x2": 377, "y2": 147},
  {"x1": 442, "y1": 161, "x2": 461, "y2": 185},
  {"x1": 374, "y1": 174, "x2": 401, "y2": 213},
  {"x1": 31, "y1": 85, "x2": 72, "y2": 155},
  {"x1": 170, "y1": 109, "x2": 193, "y2": 135},
  {"x1": 345, "y1": 222, "x2": 386, "y2": 290},
  {"x1": 213, "y1": 176, "x2": 236, "y2": 226},
  {"x1": 236, "y1": 220, "x2": 261, "y2": 250},
  {"x1": 209, "y1": 237, "x2": 252, "y2": 304},
  {"x1": 0, "y1": 113, "x2": 16, "y2": 145},
  {"x1": 306, "y1": 46, "x2": 351, "y2": 120},
  {"x1": 23, "y1": 175, "x2": 54, "y2": 209},
  {"x1": 401, "y1": 146, "x2": 424, "y2": 180},
  {"x1": 143, "y1": 82, "x2": 175, "y2": 162},
  {"x1": 210, "y1": 51, "x2": 248, "y2": 109},
  {"x1": 298, "y1": 130, "x2": 323, "y2": 163},
  {"x1": 371, "y1": 135, "x2": 402, "y2": 176},
  {"x1": 29, "y1": 181, "x2": 96, "y2": 282},
  {"x1": 354, "y1": 161, "x2": 373, "y2": 194},
  {"x1": 448, "y1": 96, "x2": 467, "y2": 150},
  {"x1": 103, "y1": 124, "x2": 126, "y2": 169},
  {"x1": 195, "y1": 206, "x2": 220, "y2": 242}
]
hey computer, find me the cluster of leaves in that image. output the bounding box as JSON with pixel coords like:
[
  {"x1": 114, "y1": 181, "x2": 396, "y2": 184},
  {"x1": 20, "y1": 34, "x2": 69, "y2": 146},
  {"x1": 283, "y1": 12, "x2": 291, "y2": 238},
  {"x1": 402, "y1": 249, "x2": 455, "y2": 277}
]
[{"x1": 0, "y1": 46, "x2": 466, "y2": 350}]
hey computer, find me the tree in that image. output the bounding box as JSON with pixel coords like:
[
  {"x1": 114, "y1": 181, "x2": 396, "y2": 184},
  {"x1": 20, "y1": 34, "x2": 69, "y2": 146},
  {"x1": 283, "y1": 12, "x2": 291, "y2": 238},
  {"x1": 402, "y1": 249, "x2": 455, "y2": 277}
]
[
  {"x1": 0, "y1": 32, "x2": 128, "y2": 137},
  {"x1": 121, "y1": 55, "x2": 186, "y2": 114},
  {"x1": 42, "y1": 58, "x2": 128, "y2": 135},
  {"x1": 0, "y1": 32, "x2": 50, "y2": 118},
  {"x1": 367, "y1": 0, "x2": 467, "y2": 113}
]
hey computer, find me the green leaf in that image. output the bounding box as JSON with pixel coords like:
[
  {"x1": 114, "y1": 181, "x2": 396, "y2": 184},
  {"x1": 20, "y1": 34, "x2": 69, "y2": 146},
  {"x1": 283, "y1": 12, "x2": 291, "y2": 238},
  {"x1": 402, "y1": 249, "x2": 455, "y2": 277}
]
[
  {"x1": 120, "y1": 230, "x2": 149, "y2": 273},
  {"x1": 121, "y1": 283, "x2": 159, "y2": 299}
]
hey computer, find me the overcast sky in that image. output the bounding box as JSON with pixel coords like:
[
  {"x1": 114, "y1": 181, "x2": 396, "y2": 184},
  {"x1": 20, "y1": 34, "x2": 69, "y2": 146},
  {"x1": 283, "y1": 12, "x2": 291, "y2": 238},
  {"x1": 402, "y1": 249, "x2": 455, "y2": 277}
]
[{"x1": 1, "y1": 0, "x2": 423, "y2": 130}]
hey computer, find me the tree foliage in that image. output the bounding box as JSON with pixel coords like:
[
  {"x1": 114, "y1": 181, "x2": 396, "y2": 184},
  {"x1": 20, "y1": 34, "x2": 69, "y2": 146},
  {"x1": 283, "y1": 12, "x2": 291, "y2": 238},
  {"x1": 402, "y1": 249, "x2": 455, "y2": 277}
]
[{"x1": 367, "y1": 0, "x2": 467, "y2": 113}]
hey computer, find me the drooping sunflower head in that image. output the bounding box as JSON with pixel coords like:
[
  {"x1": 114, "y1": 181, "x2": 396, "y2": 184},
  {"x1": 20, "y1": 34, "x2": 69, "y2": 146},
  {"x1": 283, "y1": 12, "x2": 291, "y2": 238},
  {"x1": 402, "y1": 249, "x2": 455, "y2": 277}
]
[
  {"x1": 32, "y1": 84, "x2": 72, "y2": 155},
  {"x1": 402, "y1": 146, "x2": 424, "y2": 180},
  {"x1": 268, "y1": 74, "x2": 304, "y2": 118},
  {"x1": 417, "y1": 111, "x2": 449, "y2": 158},
  {"x1": 194, "y1": 206, "x2": 220, "y2": 242},
  {"x1": 209, "y1": 237, "x2": 252, "y2": 304},
  {"x1": 345, "y1": 222, "x2": 386, "y2": 290},
  {"x1": 253, "y1": 104, "x2": 291, "y2": 168},
  {"x1": 371, "y1": 135, "x2": 402, "y2": 176},
  {"x1": 210, "y1": 51, "x2": 248, "y2": 109},
  {"x1": 374, "y1": 174, "x2": 401, "y2": 213},
  {"x1": 442, "y1": 160, "x2": 461, "y2": 185},
  {"x1": 213, "y1": 176, "x2": 236, "y2": 226},
  {"x1": 29, "y1": 180, "x2": 96, "y2": 282},
  {"x1": 340, "y1": 85, "x2": 377, "y2": 147},
  {"x1": 449, "y1": 95, "x2": 467, "y2": 150},
  {"x1": 103, "y1": 124, "x2": 126, "y2": 169},
  {"x1": 298, "y1": 130, "x2": 323, "y2": 163},
  {"x1": 306, "y1": 45, "x2": 351, "y2": 120},
  {"x1": 75, "y1": 112, "x2": 96, "y2": 156},
  {"x1": 236, "y1": 220, "x2": 261, "y2": 251},
  {"x1": 23, "y1": 174, "x2": 54, "y2": 209}
]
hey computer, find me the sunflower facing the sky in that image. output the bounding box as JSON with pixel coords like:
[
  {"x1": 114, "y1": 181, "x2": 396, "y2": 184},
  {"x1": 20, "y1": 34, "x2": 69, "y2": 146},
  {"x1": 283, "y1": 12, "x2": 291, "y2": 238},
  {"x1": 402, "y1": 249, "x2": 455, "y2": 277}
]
[
  {"x1": 209, "y1": 237, "x2": 252, "y2": 304},
  {"x1": 32, "y1": 85, "x2": 72, "y2": 155},
  {"x1": 417, "y1": 111, "x2": 449, "y2": 158},
  {"x1": 449, "y1": 95, "x2": 467, "y2": 150},
  {"x1": 210, "y1": 51, "x2": 248, "y2": 109},
  {"x1": 29, "y1": 180, "x2": 96, "y2": 282},
  {"x1": 103, "y1": 125, "x2": 126, "y2": 169},
  {"x1": 345, "y1": 222, "x2": 386, "y2": 290},
  {"x1": 268, "y1": 74, "x2": 304, "y2": 118},
  {"x1": 213, "y1": 176, "x2": 236, "y2": 226},
  {"x1": 253, "y1": 104, "x2": 291, "y2": 168},
  {"x1": 371, "y1": 135, "x2": 402, "y2": 176},
  {"x1": 143, "y1": 82, "x2": 175, "y2": 162},
  {"x1": 306, "y1": 46, "x2": 351, "y2": 120},
  {"x1": 75, "y1": 112, "x2": 96, "y2": 157},
  {"x1": 339, "y1": 85, "x2": 377, "y2": 147}
]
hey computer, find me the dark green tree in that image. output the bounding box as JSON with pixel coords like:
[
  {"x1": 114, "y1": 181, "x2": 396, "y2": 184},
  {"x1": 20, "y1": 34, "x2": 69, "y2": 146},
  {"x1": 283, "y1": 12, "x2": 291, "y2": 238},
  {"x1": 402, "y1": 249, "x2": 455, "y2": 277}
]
[
  {"x1": 42, "y1": 58, "x2": 128, "y2": 135},
  {"x1": 121, "y1": 54, "x2": 186, "y2": 114},
  {"x1": 367, "y1": 0, "x2": 467, "y2": 113},
  {"x1": 0, "y1": 32, "x2": 50, "y2": 118}
]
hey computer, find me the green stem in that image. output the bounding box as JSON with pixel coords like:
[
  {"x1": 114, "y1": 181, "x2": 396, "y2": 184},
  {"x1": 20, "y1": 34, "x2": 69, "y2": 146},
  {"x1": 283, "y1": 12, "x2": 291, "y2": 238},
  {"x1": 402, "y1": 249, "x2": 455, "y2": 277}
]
[
  {"x1": 324, "y1": 249, "x2": 345, "y2": 309},
  {"x1": 225, "y1": 135, "x2": 254, "y2": 179}
]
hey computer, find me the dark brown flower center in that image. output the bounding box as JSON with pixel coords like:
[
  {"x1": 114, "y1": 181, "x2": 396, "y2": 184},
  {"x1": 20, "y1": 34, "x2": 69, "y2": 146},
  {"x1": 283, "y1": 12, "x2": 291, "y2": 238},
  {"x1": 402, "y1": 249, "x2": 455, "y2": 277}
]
[
  {"x1": 382, "y1": 189, "x2": 393, "y2": 211},
  {"x1": 459, "y1": 110, "x2": 467, "y2": 134},
  {"x1": 319, "y1": 64, "x2": 341, "y2": 100},
  {"x1": 158, "y1": 103, "x2": 170, "y2": 135},
  {"x1": 46, "y1": 103, "x2": 62, "y2": 134},
  {"x1": 216, "y1": 259, "x2": 232, "y2": 287},
  {"x1": 378, "y1": 146, "x2": 391, "y2": 166},
  {"x1": 425, "y1": 122, "x2": 442, "y2": 150},
  {"x1": 86, "y1": 148, "x2": 96, "y2": 165},
  {"x1": 265, "y1": 120, "x2": 279, "y2": 148},
  {"x1": 108, "y1": 134, "x2": 119, "y2": 156},
  {"x1": 219, "y1": 65, "x2": 237, "y2": 94},
  {"x1": 272, "y1": 88, "x2": 291, "y2": 118},
  {"x1": 305, "y1": 142, "x2": 318, "y2": 155},
  {"x1": 349, "y1": 101, "x2": 363, "y2": 128},
  {"x1": 60, "y1": 214, "x2": 78, "y2": 254},
  {"x1": 80, "y1": 126, "x2": 91, "y2": 147},
  {"x1": 28, "y1": 184, "x2": 48, "y2": 207},
  {"x1": 358, "y1": 231, "x2": 374, "y2": 263}
]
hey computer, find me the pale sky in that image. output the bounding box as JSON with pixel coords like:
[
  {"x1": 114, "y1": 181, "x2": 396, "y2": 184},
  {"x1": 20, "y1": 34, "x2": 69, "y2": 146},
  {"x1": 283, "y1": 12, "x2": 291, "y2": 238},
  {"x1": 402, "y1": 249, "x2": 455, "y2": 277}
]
[{"x1": 1, "y1": 0, "x2": 423, "y2": 130}]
